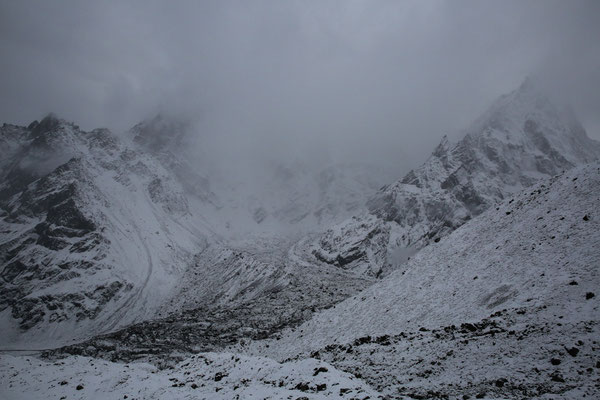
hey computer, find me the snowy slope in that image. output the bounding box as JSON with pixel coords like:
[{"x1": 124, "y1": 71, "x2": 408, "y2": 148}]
[
  {"x1": 309, "y1": 79, "x2": 600, "y2": 277},
  {"x1": 0, "y1": 115, "x2": 212, "y2": 348},
  {"x1": 0, "y1": 352, "x2": 383, "y2": 400},
  {"x1": 242, "y1": 162, "x2": 600, "y2": 398},
  {"x1": 38, "y1": 233, "x2": 374, "y2": 365}
]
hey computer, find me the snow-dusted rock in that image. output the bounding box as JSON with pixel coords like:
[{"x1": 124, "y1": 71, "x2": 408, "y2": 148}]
[
  {"x1": 0, "y1": 113, "x2": 385, "y2": 352},
  {"x1": 244, "y1": 162, "x2": 600, "y2": 398},
  {"x1": 310, "y1": 79, "x2": 600, "y2": 277},
  {"x1": 0, "y1": 115, "x2": 208, "y2": 347}
]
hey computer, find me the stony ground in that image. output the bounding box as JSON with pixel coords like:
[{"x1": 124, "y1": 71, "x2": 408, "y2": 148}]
[
  {"x1": 303, "y1": 306, "x2": 600, "y2": 399},
  {"x1": 1, "y1": 351, "x2": 384, "y2": 400},
  {"x1": 44, "y1": 235, "x2": 375, "y2": 366}
]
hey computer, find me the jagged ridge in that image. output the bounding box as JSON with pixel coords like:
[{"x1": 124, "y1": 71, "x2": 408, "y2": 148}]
[{"x1": 310, "y1": 80, "x2": 600, "y2": 277}]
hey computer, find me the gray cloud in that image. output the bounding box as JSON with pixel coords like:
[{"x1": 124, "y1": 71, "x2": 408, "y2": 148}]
[{"x1": 1, "y1": 0, "x2": 598, "y2": 171}]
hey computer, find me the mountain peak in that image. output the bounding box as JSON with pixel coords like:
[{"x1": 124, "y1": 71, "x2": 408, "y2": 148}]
[
  {"x1": 506, "y1": 76, "x2": 548, "y2": 102},
  {"x1": 432, "y1": 135, "x2": 450, "y2": 158},
  {"x1": 130, "y1": 114, "x2": 191, "y2": 154},
  {"x1": 517, "y1": 76, "x2": 536, "y2": 92},
  {"x1": 363, "y1": 78, "x2": 600, "y2": 252},
  {"x1": 30, "y1": 113, "x2": 61, "y2": 136},
  {"x1": 502, "y1": 77, "x2": 549, "y2": 106}
]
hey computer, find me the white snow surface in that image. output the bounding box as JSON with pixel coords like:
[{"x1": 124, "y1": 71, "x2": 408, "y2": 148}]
[{"x1": 0, "y1": 352, "x2": 383, "y2": 400}]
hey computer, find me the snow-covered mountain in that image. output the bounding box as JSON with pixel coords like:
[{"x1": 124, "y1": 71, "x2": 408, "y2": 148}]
[
  {"x1": 244, "y1": 162, "x2": 600, "y2": 399},
  {"x1": 310, "y1": 79, "x2": 600, "y2": 277},
  {"x1": 1, "y1": 79, "x2": 599, "y2": 399},
  {"x1": 0, "y1": 113, "x2": 394, "y2": 349},
  {"x1": 0, "y1": 114, "x2": 214, "y2": 347},
  {"x1": 4, "y1": 155, "x2": 598, "y2": 400}
]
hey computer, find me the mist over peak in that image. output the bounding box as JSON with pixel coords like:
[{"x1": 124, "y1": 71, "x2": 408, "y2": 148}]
[
  {"x1": 1, "y1": 1, "x2": 598, "y2": 174},
  {"x1": 130, "y1": 114, "x2": 193, "y2": 154}
]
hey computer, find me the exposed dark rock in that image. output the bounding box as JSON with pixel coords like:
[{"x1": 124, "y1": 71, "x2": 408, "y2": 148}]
[
  {"x1": 252, "y1": 207, "x2": 267, "y2": 224},
  {"x1": 565, "y1": 347, "x2": 579, "y2": 357},
  {"x1": 31, "y1": 114, "x2": 61, "y2": 137},
  {"x1": 294, "y1": 382, "x2": 310, "y2": 392},
  {"x1": 214, "y1": 372, "x2": 226, "y2": 382}
]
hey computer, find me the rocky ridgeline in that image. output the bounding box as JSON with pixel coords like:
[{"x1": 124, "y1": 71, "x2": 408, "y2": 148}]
[
  {"x1": 310, "y1": 79, "x2": 600, "y2": 277},
  {"x1": 0, "y1": 117, "x2": 121, "y2": 330},
  {"x1": 0, "y1": 113, "x2": 199, "y2": 341}
]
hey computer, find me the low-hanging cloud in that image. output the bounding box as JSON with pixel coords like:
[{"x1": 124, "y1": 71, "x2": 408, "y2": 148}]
[{"x1": 0, "y1": 0, "x2": 598, "y2": 173}]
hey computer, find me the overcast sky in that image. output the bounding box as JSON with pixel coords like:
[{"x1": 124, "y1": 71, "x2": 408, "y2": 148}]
[{"x1": 1, "y1": 0, "x2": 599, "y2": 171}]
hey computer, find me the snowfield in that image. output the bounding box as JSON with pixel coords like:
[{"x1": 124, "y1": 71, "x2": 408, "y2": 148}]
[{"x1": 0, "y1": 352, "x2": 383, "y2": 400}]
